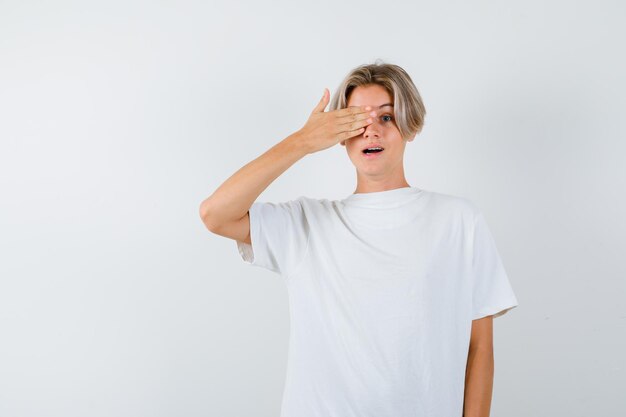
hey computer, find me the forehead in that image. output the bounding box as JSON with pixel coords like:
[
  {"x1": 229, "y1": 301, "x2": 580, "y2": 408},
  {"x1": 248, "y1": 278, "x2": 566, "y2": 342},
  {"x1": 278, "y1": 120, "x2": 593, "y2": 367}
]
[{"x1": 346, "y1": 84, "x2": 393, "y2": 107}]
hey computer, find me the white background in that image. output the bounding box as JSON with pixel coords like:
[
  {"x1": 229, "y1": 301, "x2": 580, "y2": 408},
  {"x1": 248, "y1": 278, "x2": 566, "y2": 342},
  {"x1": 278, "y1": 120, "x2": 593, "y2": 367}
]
[{"x1": 1, "y1": 0, "x2": 624, "y2": 416}]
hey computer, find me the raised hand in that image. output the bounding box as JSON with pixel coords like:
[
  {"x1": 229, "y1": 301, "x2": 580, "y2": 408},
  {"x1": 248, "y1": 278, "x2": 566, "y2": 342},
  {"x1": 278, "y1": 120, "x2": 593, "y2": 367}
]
[{"x1": 295, "y1": 88, "x2": 377, "y2": 154}]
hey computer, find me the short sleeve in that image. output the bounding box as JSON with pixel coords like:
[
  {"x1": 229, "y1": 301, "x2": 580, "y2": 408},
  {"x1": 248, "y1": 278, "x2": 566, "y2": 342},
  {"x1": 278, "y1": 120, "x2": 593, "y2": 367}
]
[
  {"x1": 236, "y1": 199, "x2": 310, "y2": 277},
  {"x1": 471, "y1": 209, "x2": 519, "y2": 320}
]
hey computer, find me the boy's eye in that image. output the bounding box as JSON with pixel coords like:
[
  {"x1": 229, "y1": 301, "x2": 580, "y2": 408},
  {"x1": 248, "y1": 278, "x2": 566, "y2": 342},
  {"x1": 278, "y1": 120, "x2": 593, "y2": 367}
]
[{"x1": 382, "y1": 115, "x2": 393, "y2": 122}]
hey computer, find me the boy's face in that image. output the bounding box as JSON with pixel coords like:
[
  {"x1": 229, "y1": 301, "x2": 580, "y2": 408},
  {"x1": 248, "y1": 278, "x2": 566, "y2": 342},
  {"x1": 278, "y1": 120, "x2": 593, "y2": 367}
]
[{"x1": 344, "y1": 84, "x2": 411, "y2": 176}]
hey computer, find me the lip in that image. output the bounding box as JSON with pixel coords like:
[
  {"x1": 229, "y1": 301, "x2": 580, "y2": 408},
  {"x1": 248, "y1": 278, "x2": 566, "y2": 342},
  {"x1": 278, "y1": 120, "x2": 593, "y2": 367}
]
[
  {"x1": 362, "y1": 149, "x2": 384, "y2": 159},
  {"x1": 361, "y1": 144, "x2": 385, "y2": 152},
  {"x1": 361, "y1": 144, "x2": 385, "y2": 159}
]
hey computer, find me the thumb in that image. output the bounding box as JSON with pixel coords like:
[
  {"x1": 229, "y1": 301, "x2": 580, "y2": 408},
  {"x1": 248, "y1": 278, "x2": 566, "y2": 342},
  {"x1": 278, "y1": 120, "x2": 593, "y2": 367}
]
[{"x1": 312, "y1": 88, "x2": 329, "y2": 113}]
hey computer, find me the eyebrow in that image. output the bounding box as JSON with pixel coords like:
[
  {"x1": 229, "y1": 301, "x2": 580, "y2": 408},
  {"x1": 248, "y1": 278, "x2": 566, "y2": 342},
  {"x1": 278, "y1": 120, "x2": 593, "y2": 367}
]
[{"x1": 348, "y1": 103, "x2": 394, "y2": 109}]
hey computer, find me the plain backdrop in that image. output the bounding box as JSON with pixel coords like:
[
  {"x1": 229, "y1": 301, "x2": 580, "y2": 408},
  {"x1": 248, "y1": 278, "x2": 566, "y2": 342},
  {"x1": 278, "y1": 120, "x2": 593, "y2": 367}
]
[{"x1": 1, "y1": 1, "x2": 625, "y2": 416}]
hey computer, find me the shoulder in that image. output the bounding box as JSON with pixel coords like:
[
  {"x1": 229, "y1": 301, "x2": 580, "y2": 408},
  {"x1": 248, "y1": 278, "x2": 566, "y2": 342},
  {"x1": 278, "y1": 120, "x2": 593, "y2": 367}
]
[
  {"x1": 423, "y1": 189, "x2": 479, "y2": 219},
  {"x1": 292, "y1": 196, "x2": 339, "y2": 222},
  {"x1": 294, "y1": 195, "x2": 334, "y2": 209},
  {"x1": 254, "y1": 196, "x2": 333, "y2": 220},
  {"x1": 251, "y1": 195, "x2": 332, "y2": 212}
]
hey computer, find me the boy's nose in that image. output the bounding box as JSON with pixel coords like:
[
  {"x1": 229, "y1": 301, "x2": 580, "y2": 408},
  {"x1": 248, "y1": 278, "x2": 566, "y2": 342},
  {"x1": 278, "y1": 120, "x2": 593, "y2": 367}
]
[{"x1": 364, "y1": 121, "x2": 380, "y2": 138}]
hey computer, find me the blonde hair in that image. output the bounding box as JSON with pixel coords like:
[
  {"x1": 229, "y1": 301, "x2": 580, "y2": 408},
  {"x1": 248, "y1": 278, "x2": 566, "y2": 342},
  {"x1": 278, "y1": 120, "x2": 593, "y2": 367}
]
[{"x1": 329, "y1": 59, "x2": 426, "y2": 140}]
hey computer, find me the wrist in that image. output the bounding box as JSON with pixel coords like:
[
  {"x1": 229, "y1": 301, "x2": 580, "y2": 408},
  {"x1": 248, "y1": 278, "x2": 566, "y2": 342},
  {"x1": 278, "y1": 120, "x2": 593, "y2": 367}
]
[{"x1": 284, "y1": 131, "x2": 312, "y2": 156}]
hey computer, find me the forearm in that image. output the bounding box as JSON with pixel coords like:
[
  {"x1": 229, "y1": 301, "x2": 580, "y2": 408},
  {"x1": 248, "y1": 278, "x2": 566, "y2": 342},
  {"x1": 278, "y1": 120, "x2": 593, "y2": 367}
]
[
  {"x1": 199, "y1": 132, "x2": 309, "y2": 229},
  {"x1": 463, "y1": 346, "x2": 494, "y2": 417}
]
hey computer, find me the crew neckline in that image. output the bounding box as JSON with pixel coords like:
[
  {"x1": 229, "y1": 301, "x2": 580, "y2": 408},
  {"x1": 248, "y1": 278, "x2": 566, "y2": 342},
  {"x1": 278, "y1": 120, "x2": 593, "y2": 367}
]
[{"x1": 342, "y1": 186, "x2": 424, "y2": 208}]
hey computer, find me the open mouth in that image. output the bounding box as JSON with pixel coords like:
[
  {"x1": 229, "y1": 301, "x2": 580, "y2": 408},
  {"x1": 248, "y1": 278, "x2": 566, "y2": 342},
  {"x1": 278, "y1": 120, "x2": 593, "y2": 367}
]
[{"x1": 362, "y1": 147, "x2": 384, "y2": 157}]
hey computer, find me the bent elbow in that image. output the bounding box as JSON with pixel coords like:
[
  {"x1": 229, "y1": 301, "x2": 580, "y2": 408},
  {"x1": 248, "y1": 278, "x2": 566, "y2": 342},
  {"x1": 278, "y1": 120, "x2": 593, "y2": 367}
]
[{"x1": 199, "y1": 199, "x2": 216, "y2": 231}]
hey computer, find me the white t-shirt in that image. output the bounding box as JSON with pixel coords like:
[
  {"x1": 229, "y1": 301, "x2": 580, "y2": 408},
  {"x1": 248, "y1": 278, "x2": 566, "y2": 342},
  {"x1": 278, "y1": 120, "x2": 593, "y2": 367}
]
[{"x1": 236, "y1": 186, "x2": 518, "y2": 417}]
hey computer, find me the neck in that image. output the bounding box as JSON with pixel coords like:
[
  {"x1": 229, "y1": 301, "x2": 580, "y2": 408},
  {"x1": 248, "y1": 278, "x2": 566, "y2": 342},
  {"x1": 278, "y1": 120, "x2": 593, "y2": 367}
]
[{"x1": 353, "y1": 178, "x2": 411, "y2": 194}]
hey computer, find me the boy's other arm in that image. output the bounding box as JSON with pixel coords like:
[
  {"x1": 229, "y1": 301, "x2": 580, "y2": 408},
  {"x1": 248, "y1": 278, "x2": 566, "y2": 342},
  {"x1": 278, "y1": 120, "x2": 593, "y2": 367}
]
[{"x1": 463, "y1": 315, "x2": 494, "y2": 417}]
